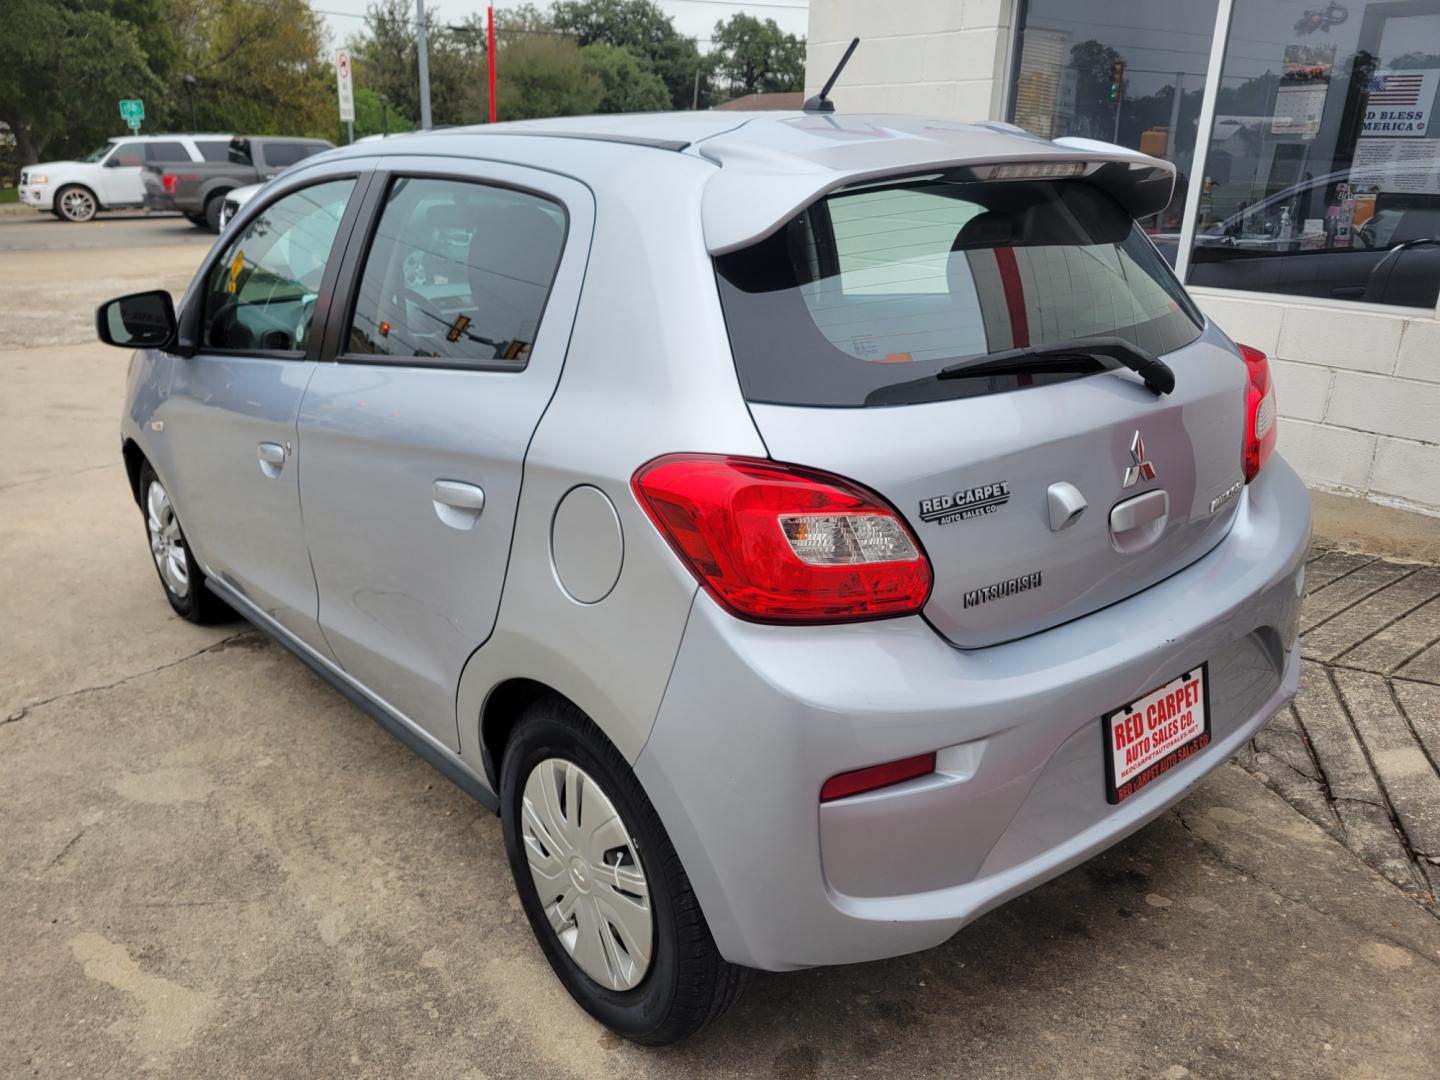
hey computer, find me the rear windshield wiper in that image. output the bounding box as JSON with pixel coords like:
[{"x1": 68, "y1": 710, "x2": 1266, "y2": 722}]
[{"x1": 938, "y1": 336, "x2": 1176, "y2": 396}]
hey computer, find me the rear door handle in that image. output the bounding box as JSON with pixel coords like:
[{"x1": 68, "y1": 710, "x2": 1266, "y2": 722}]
[
  {"x1": 432, "y1": 480, "x2": 485, "y2": 530},
  {"x1": 257, "y1": 441, "x2": 286, "y2": 478}
]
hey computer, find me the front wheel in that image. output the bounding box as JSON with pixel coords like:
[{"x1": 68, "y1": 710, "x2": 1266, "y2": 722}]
[
  {"x1": 500, "y1": 697, "x2": 746, "y2": 1045},
  {"x1": 137, "y1": 462, "x2": 234, "y2": 624},
  {"x1": 203, "y1": 192, "x2": 228, "y2": 232},
  {"x1": 55, "y1": 185, "x2": 98, "y2": 222}
]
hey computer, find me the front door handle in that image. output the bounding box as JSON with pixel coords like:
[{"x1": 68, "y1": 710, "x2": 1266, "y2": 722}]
[
  {"x1": 432, "y1": 480, "x2": 485, "y2": 530},
  {"x1": 257, "y1": 441, "x2": 286, "y2": 479}
]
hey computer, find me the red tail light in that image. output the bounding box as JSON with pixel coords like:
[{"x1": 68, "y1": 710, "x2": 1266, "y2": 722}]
[
  {"x1": 1238, "y1": 343, "x2": 1277, "y2": 482},
  {"x1": 632, "y1": 454, "x2": 932, "y2": 623},
  {"x1": 161, "y1": 174, "x2": 178, "y2": 194},
  {"x1": 821, "y1": 752, "x2": 937, "y2": 802}
]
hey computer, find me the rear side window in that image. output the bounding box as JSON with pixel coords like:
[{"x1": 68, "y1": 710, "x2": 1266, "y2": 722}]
[
  {"x1": 265, "y1": 142, "x2": 323, "y2": 168},
  {"x1": 145, "y1": 142, "x2": 189, "y2": 163},
  {"x1": 345, "y1": 176, "x2": 566, "y2": 365},
  {"x1": 716, "y1": 178, "x2": 1203, "y2": 406},
  {"x1": 195, "y1": 141, "x2": 230, "y2": 162}
]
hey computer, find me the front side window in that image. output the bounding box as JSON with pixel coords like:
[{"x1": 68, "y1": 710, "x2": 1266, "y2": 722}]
[
  {"x1": 1187, "y1": 0, "x2": 1440, "y2": 307},
  {"x1": 108, "y1": 143, "x2": 145, "y2": 167},
  {"x1": 717, "y1": 177, "x2": 1202, "y2": 407},
  {"x1": 202, "y1": 179, "x2": 355, "y2": 353},
  {"x1": 1009, "y1": 0, "x2": 1220, "y2": 252},
  {"x1": 346, "y1": 177, "x2": 566, "y2": 365}
]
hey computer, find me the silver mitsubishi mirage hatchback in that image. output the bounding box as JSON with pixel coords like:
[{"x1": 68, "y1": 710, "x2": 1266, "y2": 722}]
[{"x1": 97, "y1": 109, "x2": 1310, "y2": 1045}]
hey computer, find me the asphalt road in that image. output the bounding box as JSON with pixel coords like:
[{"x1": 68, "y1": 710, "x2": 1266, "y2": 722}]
[
  {"x1": 0, "y1": 208, "x2": 215, "y2": 252},
  {"x1": 2, "y1": 224, "x2": 1439, "y2": 1079}
]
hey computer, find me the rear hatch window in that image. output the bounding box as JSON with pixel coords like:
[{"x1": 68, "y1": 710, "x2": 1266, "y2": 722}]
[
  {"x1": 716, "y1": 177, "x2": 1203, "y2": 406},
  {"x1": 717, "y1": 175, "x2": 1249, "y2": 648}
]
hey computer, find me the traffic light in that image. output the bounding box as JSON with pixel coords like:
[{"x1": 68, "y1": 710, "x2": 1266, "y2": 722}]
[{"x1": 1109, "y1": 61, "x2": 1125, "y2": 102}]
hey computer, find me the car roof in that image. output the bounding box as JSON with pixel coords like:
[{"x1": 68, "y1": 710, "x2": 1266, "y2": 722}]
[
  {"x1": 109, "y1": 133, "x2": 233, "y2": 141},
  {"x1": 325, "y1": 111, "x2": 1177, "y2": 255}
]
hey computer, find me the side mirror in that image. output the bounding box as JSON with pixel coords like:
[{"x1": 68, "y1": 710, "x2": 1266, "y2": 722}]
[{"x1": 96, "y1": 290, "x2": 178, "y2": 350}]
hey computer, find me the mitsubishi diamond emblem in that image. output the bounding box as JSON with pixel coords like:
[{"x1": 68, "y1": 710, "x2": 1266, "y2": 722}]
[{"x1": 1123, "y1": 431, "x2": 1156, "y2": 488}]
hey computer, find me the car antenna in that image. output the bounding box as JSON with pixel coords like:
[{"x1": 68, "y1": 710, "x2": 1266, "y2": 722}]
[{"x1": 803, "y1": 37, "x2": 860, "y2": 113}]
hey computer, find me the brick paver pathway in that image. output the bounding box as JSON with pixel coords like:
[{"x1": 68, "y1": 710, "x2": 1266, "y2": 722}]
[{"x1": 1239, "y1": 542, "x2": 1440, "y2": 909}]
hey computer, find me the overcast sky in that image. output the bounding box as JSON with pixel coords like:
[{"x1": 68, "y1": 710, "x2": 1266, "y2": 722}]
[{"x1": 312, "y1": 1, "x2": 809, "y2": 51}]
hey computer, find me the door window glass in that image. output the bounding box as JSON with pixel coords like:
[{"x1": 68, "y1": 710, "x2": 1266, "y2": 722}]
[
  {"x1": 1010, "y1": 0, "x2": 1220, "y2": 260},
  {"x1": 1187, "y1": 0, "x2": 1440, "y2": 307},
  {"x1": 145, "y1": 142, "x2": 189, "y2": 163},
  {"x1": 202, "y1": 179, "x2": 355, "y2": 353},
  {"x1": 108, "y1": 143, "x2": 145, "y2": 167},
  {"x1": 346, "y1": 177, "x2": 566, "y2": 364},
  {"x1": 265, "y1": 142, "x2": 324, "y2": 168},
  {"x1": 195, "y1": 141, "x2": 230, "y2": 162}
]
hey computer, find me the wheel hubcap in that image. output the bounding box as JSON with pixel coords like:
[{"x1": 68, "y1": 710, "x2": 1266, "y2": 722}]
[
  {"x1": 145, "y1": 480, "x2": 189, "y2": 598},
  {"x1": 62, "y1": 190, "x2": 94, "y2": 219},
  {"x1": 521, "y1": 758, "x2": 653, "y2": 990}
]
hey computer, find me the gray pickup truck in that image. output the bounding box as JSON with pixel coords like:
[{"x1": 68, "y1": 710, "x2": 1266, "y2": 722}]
[{"x1": 142, "y1": 135, "x2": 333, "y2": 230}]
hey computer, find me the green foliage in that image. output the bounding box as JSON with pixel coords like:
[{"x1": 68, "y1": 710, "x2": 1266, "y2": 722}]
[
  {"x1": 173, "y1": 0, "x2": 332, "y2": 137},
  {"x1": 350, "y1": 86, "x2": 414, "y2": 140},
  {"x1": 0, "y1": 0, "x2": 165, "y2": 170},
  {"x1": 497, "y1": 35, "x2": 602, "y2": 121},
  {"x1": 582, "y1": 43, "x2": 669, "y2": 114},
  {"x1": 551, "y1": 0, "x2": 707, "y2": 109},
  {"x1": 707, "y1": 14, "x2": 804, "y2": 101}
]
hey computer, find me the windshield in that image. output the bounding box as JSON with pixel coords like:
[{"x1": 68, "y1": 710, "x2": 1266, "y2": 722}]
[
  {"x1": 715, "y1": 177, "x2": 1204, "y2": 407},
  {"x1": 81, "y1": 144, "x2": 113, "y2": 163}
]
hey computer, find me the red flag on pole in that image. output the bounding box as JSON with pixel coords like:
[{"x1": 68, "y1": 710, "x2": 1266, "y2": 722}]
[{"x1": 487, "y1": 4, "x2": 496, "y2": 123}]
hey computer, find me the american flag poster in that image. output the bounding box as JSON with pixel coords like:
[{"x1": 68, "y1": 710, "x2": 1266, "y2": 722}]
[{"x1": 1362, "y1": 69, "x2": 1438, "y2": 137}]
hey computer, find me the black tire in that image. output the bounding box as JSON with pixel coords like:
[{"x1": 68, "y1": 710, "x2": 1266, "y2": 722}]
[
  {"x1": 136, "y1": 461, "x2": 235, "y2": 624},
  {"x1": 54, "y1": 184, "x2": 98, "y2": 222},
  {"x1": 185, "y1": 212, "x2": 209, "y2": 228},
  {"x1": 500, "y1": 697, "x2": 746, "y2": 1045},
  {"x1": 202, "y1": 192, "x2": 228, "y2": 232}
]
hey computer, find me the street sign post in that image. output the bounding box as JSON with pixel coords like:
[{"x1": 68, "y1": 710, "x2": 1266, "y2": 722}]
[
  {"x1": 119, "y1": 98, "x2": 144, "y2": 133},
  {"x1": 336, "y1": 49, "x2": 355, "y2": 143}
]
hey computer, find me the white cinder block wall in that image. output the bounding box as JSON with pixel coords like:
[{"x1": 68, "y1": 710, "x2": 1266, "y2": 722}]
[
  {"x1": 1194, "y1": 291, "x2": 1440, "y2": 517},
  {"x1": 807, "y1": 0, "x2": 1440, "y2": 519}
]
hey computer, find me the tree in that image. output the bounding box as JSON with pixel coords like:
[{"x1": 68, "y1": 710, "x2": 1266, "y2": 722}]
[
  {"x1": 176, "y1": 0, "x2": 333, "y2": 138},
  {"x1": 582, "y1": 42, "x2": 669, "y2": 113},
  {"x1": 351, "y1": 0, "x2": 484, "y2": 128},
  {"x1": 496, "y1": 34, "x2": 602, "y2": 121},
  {"x1": 0, "y1": 0, "x2": 163, "y2": 175},
  {"x1": 707, "y1": 14, "x2": 804, "y2": 101},
  {"x1": 551, "y1": 0, "x2": 705, "y2": 109},
  {"x1": 352, "y1": 86, "x2": 415, "y2": 138}
]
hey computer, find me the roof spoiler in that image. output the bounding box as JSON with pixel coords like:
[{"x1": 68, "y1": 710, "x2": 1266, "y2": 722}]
[{"x1": 700, "y1": 126, "x2": 1176, "y2": 255}]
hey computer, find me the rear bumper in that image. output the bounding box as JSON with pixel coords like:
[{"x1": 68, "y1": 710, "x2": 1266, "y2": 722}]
[
  {"x1": 143, "y1": 193, "x2": 178, "y2": 212},
  {"x1": 635, "y1": 456, "x2": 1310, "y2": 971},
  {"x1": 19, "y1": 185, "x2": 49, "y2": 209}
]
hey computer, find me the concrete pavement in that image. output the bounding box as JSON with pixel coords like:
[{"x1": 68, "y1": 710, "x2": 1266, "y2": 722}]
[{"x1": 2, "y1": 218, "x2": 1439, "y2": 1078}]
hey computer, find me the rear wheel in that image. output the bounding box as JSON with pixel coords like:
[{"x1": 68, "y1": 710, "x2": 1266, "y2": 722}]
[
  {"x1": 55, "y1": 185, "x2": 98, "y2": 222},
  {"x1": 185, "y1": 212, "x2": 209, "y2": 228},
  {"x1": 500, "y1": 697, "x2": 745, "y2": 1045},
  {"x1": 137, "y1": 462, "x2": 234, "y2": 624}
]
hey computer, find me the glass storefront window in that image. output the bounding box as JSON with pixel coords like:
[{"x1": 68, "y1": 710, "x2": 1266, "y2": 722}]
[
  {"x1": 1009, "y1": 0, "x2": 1221, "y2": 260},
  {"x1": 1187, "y1": 0, "x2": 1440, "y2": 307}
]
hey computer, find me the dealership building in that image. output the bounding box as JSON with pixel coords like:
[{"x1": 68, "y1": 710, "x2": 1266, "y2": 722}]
[{"x1": 806, "y1": 0, "x2": 1440, "y2": 520}]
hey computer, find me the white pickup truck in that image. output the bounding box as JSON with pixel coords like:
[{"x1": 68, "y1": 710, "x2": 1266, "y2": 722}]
[{"x1": 18, "y1": 134, "x2": 233, "y2": 223}]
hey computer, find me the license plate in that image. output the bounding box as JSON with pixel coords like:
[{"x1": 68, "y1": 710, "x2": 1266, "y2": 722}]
[{"x1": 1103, "y1": 664, "x2": 1211, "y2": 804}]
